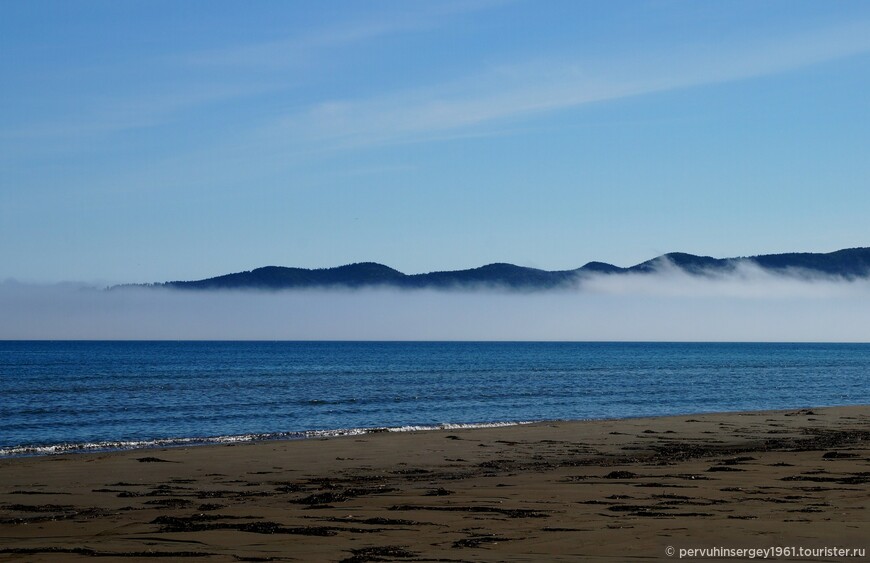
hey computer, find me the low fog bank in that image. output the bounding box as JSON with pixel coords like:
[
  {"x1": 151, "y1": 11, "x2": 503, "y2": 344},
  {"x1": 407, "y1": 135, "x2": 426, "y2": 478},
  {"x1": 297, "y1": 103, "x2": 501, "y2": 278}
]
[{"x1": 2, "y1": 267, "x2": 870, "y2": 341}]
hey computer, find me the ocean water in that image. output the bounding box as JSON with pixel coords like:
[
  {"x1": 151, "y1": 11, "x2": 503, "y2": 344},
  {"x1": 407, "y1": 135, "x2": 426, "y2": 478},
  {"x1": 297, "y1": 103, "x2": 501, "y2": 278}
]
[{"x1": 1, "y1": 341, "x2": 868, "y2": 456}]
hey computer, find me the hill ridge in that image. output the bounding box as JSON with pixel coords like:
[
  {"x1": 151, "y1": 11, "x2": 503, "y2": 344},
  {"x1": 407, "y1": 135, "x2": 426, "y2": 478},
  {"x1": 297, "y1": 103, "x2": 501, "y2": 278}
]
[{"x1": 129, "y1": 247, "x2": 870, "y2": 291}]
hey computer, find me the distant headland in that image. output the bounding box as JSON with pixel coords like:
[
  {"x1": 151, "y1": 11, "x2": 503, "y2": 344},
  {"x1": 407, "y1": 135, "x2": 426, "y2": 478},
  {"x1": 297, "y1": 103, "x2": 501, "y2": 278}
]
[{"x1": 125, "y1": 247, "x2": 870, "y2": 291}]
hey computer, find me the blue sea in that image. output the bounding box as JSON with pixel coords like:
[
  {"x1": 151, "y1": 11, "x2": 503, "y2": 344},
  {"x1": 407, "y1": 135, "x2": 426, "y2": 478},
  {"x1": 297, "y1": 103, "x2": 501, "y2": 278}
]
[{"x1": 1, "y1": 341, "x2": 868, "y2": 457}]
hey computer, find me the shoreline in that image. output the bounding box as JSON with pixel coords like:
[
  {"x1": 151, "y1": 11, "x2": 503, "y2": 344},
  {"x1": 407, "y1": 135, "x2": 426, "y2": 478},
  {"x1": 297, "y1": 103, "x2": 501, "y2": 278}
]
[
  {"x1": 4, "y1": 403, "x2": 861, "y2": 459},
  {"x1": 1, "y1": 406, "x2": 868, "y2": 561},
  {"x1": 0, "y1": 420, "x2": 537, "y2": 459}
]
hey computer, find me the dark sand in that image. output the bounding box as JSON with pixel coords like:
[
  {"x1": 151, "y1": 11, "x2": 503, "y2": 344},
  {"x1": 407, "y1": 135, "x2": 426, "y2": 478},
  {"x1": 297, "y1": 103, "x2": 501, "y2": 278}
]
[{"x1": 1, "y1": 406, "x2": 868, "y2": 562}]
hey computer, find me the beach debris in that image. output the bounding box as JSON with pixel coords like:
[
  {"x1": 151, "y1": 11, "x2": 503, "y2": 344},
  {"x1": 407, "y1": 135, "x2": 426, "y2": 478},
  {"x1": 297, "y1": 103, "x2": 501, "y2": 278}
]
[
  {"x1": 452, "y1": 534, "x2": 510, "y2": 548},
  {"x1": 151, "y1": 514, "x2": 338, "y2": 536},
  {"x1": 0, "y1": 504, "x2": 108, "y2": 525},
  {"x1": 0, "y1": 547, "x2": 212, "y2": 558},
  {"x1": 292, "y1": 486, "x2": 397, "y2": 506},
  {"x1": 389, "y1": 504, "x2": 548, "y2": 518},
  {"x1": 781, "y1": 472, "x2": 870, "y2": 485},
  {"x1": 822, "y1": 451, "x2": 859, "y2": 459},
  {"x1": 136, "y1": 456, "x2": 175, "y2": 463},
  {"x1": 142, "y1": 498, "x2": 192, "y2": 508},
  {"x1": 603, "y1": 470, "x2": 637, "y2": 479},
  {"x1": 424, "y1": 487, "x2": 454, "y2": 496},
  {"x1": 719, "y1": 456, "x2": 756, "y2": 465},
  {"x1": 324, "y1": 516, "x2": 432, "y2": 527},
  {"x1": 339, "y1": 545, "x2": 416, "y2": 563}
]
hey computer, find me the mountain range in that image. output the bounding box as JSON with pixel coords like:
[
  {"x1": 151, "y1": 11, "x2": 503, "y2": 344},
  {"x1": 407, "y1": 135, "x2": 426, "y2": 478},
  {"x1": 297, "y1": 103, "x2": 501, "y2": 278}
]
[{"x1": 138, "y1": 247, "x2": 870, "y2": 291}]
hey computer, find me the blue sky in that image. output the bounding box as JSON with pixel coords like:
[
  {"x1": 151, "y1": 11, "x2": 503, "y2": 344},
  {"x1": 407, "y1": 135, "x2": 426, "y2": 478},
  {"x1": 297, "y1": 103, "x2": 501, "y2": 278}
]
[{"x1": 2, "y1": 0, "x2": 870, "y2": 284}]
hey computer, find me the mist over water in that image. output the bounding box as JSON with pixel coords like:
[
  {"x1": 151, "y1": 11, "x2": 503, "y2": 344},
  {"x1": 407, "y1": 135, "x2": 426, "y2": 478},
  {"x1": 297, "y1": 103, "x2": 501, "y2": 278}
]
[{"x1": 2, "y1": 266, "x2": 870, "y2": 341}]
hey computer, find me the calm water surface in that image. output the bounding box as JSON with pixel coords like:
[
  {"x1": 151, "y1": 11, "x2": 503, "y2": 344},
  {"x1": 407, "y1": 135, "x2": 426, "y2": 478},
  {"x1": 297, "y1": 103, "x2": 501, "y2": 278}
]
[{"x1": 1, "y1": 341, "x2": 868, "y2": 455}]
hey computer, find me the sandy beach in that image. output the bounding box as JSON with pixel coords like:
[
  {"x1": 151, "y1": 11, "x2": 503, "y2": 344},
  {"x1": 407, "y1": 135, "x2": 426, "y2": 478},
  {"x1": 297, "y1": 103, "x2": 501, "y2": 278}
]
[{"x1": 1, "y1": 406, "x2": 867, "y2": 562}]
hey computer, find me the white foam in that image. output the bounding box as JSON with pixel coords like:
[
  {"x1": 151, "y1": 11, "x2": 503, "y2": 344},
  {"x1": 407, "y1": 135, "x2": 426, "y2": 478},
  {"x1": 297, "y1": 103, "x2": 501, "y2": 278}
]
[
  {"x1": 384, "y1": 421, "x2": 534, "y2": 432},
  {"x1": 0, "y1": 420, "x2": 536, "y2": 458}
]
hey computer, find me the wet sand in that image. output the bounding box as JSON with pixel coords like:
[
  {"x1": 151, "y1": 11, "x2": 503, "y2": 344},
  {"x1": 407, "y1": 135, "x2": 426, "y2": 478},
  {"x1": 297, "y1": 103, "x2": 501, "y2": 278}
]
[{"x1": 1, "y1": 406, "x2": 868, "y2": 562}]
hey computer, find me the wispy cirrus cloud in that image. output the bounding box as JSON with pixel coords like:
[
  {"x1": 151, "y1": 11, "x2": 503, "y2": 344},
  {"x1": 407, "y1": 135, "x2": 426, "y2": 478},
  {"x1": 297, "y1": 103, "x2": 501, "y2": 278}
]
[
  {"x1": 1, "y1": 0, "x2": 508, "y2": 147},
  {"x1": 266, "y1": 18, "x2": 870, "y2": 150},
  {"x1": 0, "y1": 83, "x2": 271, "y2": 142},
  {"x1": 9, "y1": 8, "x2": 870, "y2": 188},
  {"x1": 183, "y1": 0, "x2": 510, "y2": 68},
  {"x1": 60, "y1": 15, "x2": 870, "y2": 196}
]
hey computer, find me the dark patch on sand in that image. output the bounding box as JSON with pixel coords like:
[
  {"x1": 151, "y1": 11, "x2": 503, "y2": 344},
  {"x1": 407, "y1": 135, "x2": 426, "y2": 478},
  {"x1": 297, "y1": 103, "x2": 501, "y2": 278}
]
[
  {"x1": 136, "y1": 457, "x2": 175, "y2": 463},
  {"x1": 390, "y1": 504, "x2": 548, "y2": 518},
  {"x1": 339, "y1": 545, "x2": 417, "y2": 563},
  {"x1": 0, "y1": 546, "x2": 211, "y2": 557}
]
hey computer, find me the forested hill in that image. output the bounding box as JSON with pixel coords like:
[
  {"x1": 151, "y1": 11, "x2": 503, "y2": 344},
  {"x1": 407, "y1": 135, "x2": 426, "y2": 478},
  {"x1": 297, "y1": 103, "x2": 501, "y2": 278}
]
[{"x1": 142, "y1": 247, "x2": 870, "y2": 291}]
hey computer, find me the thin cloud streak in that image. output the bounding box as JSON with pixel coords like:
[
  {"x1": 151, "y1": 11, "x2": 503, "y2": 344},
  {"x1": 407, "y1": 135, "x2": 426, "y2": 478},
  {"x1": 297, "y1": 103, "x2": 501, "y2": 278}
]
[
  {"x1": 271, "y1": 19, "x2": 870, "y2": 150},
  {"x1": 0, "y1": 0, "x2": 506, "y2": 150},
  {"x1": 183, "y1": 0, "x2": 510, "y2": 68},
  {"x1": 8, "y1": 11, "x2": 868, "y2": 165},
  {"x1": 0, "y1": 83, "x2": 273, "y2": 143}
]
